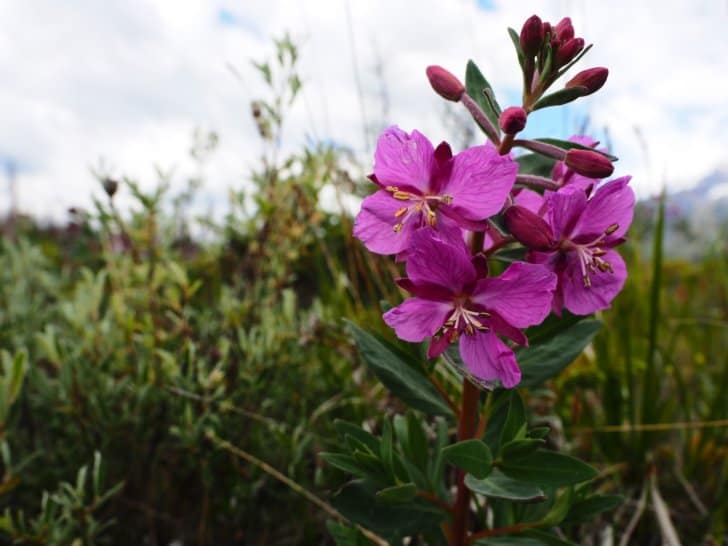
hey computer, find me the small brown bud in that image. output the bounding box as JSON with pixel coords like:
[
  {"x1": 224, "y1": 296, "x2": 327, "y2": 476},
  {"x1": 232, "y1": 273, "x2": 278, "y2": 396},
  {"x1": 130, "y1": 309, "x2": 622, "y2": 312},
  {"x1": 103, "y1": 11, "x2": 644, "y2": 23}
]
[
  {"x1": 426, "y1": 65, "x2": 465, "y2": 102},
  {"x1": 102, "y1": 177, "x2": 119, "y2": 198},
  {"x1": 565, "y1": 67, "x2": 609, "y2": 95},
  {"x1": 504, "y1": 205, "x2": 554, "y2": 251},
  {"x1": 519, "y1": 15, "x2": 544, "y2": 58},
  {"x1": 499, "y1": 106, "x2": 528, "y2": 135},
  {"x1": 564, "y1": 149, "x2": 614, "y2": 178}
]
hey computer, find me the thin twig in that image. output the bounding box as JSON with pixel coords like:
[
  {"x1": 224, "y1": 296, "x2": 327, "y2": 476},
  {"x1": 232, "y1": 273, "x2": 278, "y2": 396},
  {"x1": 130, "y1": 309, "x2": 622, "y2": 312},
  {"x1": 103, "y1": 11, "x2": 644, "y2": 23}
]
[
  {"x1": 206, "y1": 431, "x2": 389, "y2": 546},
  {"x1": 571, "y1": 418, "x2": 728, "y2": 433},
  {"x1": 619, "y1": 481, "x2": 648, "y2": 546},
  {"x1": 466, "y1": 520, "x2": 544, "y2": 543}
]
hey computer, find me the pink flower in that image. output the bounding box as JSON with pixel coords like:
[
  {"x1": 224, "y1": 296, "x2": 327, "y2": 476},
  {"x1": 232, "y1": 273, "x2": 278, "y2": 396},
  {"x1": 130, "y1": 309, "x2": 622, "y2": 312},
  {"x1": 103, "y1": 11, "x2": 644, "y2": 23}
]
[
  {"x1": 527, "y1": 177, "x2": 635, "y2": 315},
  {"x1": 353, "y1": 126, "x2": 517, "y2": 256},
  {"x1": 383, "y1": 232, "x2": 556, "y2": 388}
]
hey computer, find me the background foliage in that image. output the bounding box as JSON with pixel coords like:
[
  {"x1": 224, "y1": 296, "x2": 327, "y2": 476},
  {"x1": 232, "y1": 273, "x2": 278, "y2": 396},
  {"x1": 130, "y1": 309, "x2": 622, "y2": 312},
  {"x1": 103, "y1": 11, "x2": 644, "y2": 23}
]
[{"x1": 0, "y1": 37, "x2": 725, "y2": 545}]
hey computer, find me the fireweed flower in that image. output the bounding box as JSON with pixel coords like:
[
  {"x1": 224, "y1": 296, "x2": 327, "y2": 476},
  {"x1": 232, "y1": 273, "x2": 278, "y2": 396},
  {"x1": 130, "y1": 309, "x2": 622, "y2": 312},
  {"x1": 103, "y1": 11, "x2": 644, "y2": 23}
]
[
  {"x1": 526, "y1": 177, "x2": 635, "y2": 315},
  {"x1": 383, "y1": 232, "x2": 556, "y2": 388},
  {"x1": 353, "y1": 126, "x2": 517, "y2": 256}
]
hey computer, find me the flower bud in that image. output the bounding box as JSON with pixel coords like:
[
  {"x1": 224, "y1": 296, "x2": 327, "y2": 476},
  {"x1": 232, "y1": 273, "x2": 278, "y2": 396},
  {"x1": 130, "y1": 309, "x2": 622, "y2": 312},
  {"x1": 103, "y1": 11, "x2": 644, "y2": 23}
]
[
  {"x1": 504, "y1": 205, "x2": 554, "y2": 251},
  {"x1": 426, "y1": 65, "x2": 465, "y2": 102},
  {"x1": 519, "y1": 15, "x2": 543, "y2": 58},
  {"x1": 555, "y1": 37, "x2": 584, "y2": 67},
  {"x1": 499, "y1": 106, "x2": 528, "y2": 135},
  {"x1": 542, "y1": 22, "x2": 552, "y2": 39},
  {"x1": 554, "y1": 17, "x2": 574, "y2": 42},
  {"x1": 565, "y1": 67, "x2": 609, "y2": 95},
  {"x1": 102, "y1": 177, "x2": 119, "y2": 198},
  {"x1": 564, "y1": 149, "x2": 614, "y2": 178}
]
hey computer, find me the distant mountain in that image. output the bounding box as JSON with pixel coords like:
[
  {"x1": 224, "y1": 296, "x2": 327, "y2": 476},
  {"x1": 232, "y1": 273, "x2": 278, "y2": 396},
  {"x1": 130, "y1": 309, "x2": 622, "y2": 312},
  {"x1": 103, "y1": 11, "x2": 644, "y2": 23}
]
[{"x1": 637, "y1": 168, "x2": 728, "y2": 258}]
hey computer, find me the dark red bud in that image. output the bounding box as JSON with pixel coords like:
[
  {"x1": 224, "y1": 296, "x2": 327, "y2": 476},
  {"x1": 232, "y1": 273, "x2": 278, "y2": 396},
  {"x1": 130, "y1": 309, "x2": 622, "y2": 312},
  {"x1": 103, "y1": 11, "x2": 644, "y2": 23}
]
[
  {"x1": 519, "y1": 15, "x2": 543, "y2": 57},
  {"x1": 504, "y1": 206, "x2": 554, "y2": 251},
  {"x1": 426, "y1": 65, "x2": 465, "y2": 102},
  {"x1": 542, "y1": 22, "x2": 552, "y2": 39},
  {"x1": 565, "y1": 67, "x2": 609, "y2": 95},
  {"x1": 554, "y1": 17, "x2": 574, "y2": 42},
  {"x1": 555, "y1": 37, "x2": 584, "y2": 67},
  {"x1": 499, "y1": 106, "x2": 528, "y2": 135},
  {"x1": 564, "y1": 149, "x2": 614, "y2": 178}
]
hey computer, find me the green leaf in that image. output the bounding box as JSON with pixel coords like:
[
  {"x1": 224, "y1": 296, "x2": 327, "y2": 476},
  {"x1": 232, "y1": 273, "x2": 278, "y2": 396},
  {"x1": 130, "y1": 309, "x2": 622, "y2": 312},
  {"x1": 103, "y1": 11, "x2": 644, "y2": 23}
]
[
  {"x1": 507, "y1": 27, "x2": 525, "y2": 69},
  {"x1": 563, "y1": 494, "x2": 623, "y2": 524},
  {"x1": 335, "y1": 420, "x2": 380, "y2": 453},
  {"x1": 531, "y1": 87, "x2": 588, "y2": 111},
  {"x1": 326, "y1": 520, "x2": 370, "y2": 546},
  {"x1": 442, "y1": 440, "x2": 493, "y2": 479},
  {"x1": 406, "y1": 412, "x2": 430, "y2": 473},
  {"x1": 332, "y1": 481, "x2": 446, "y2": 538},
  {"x1": 517, "y1": 319, "x2": 602, "y2": 388},
  {"x1": 320, "y1": 453, "x2": 370, "y2": 478},
  {"x1": 380, "y1": 419, "x2": 394, "y2": 474},
  {"x1": 532, "y1": 138, "x2": 618, "y2": 162},
  {"x1": 542, "y1": 487, "x2": 573, "y2": 525},
  {"x1": 375, "y1": 483, "x2": 417, "y2": 504},
  {"x1": 501, "y1": 438, "x2": 545, "y2": 460},
  {"x1": 527, "y1": 427, "x2": 551, "y2": 439},
  {"x1": 465, "y1": 470, "x2": 545, "y2": 502},
  {"x1": 346, "y1": 322, "x2": 453, "y2": 416},
  {"x1": 516, "y1": 154, "x2": 555, "y2": 178},
  {"x1": 465, "y1": 60, "x2": 502, "y2": 130},
  {"x1": 499, "y1": 390, "x2": 527, "y2": 449},
  {"x1": 7, "y1": 351, "x2": 28, "y2": 405},
  {"x1": 474, "y1": 530, "x2": 578, "y2": 545},
  {"x1": 500, "y1": 450, "x2": 598, "y2": 488}
]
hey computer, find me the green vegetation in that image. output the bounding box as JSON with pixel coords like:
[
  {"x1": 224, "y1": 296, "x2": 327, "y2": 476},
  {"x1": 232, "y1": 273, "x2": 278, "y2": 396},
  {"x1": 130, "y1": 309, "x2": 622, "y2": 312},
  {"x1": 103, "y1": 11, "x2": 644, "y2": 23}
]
[{"x1": 0, "y1": 37, "x2": 725, "y2": 545}]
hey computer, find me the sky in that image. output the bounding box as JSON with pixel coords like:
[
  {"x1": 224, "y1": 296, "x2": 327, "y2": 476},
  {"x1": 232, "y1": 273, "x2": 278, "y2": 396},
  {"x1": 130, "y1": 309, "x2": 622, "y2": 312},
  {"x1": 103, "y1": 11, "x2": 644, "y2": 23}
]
[{"x1": 1, "y1": 0, "x2": 727, "y2": 220}]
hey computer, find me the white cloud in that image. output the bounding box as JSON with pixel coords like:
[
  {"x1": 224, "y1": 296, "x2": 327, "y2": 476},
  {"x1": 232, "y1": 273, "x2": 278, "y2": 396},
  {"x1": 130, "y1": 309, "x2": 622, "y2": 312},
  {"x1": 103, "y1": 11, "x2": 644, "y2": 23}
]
[{"x1": 0, "y1": 0, "x2": 726, "y2": 219}]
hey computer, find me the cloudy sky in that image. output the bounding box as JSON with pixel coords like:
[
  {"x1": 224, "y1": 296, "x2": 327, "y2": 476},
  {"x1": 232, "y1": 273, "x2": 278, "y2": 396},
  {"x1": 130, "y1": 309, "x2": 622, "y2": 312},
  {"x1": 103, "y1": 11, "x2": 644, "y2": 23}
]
[{"x1": 1, "y1": 0, "x2": 726, "y2": 219}]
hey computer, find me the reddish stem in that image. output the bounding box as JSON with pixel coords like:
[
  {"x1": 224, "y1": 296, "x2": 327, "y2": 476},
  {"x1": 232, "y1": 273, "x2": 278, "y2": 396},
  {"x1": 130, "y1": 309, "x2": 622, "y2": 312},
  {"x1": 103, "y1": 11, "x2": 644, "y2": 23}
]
[
  {"x1": 451, "y1": 379, "x2": 480, "y2": 546},
  {"x1": 466, "y1": 520, "x2": 544, "y2": 543}
]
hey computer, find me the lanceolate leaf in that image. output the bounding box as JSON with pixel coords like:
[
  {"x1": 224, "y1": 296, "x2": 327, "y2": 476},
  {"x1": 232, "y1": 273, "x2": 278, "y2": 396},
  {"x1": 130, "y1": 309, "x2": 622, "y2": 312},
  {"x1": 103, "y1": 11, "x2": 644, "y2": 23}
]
[
  {"x1": 465, "y1": 469, "x2": 546, "y2": 502},
  {"x1": 500, "y1": 450, "x2": 598, "y2": 487},
  {"x1": 442, "y1": 439, "x2": 493, "y2": 479},
  {"x1": 533, "y1": 138, "x2": 618, "y2": 161},
  {"x1": 332, "y1": 481, "x2": 446, "y2": 538},
  {"x1": 531, "y1": 87, "x2": 588, "y2": 110},
  {"x1": 516, "y1": 319, "x2": 602, "y2": 388},
  {"x1": 563, "y1": 494, "x2": 623, "y2": 524},
  {"x1": 465, "y1": 60, "x2": 502, "y2": 130},
  {"x1": 346, "y1": 322, "x2": 453, "y2": 416}
]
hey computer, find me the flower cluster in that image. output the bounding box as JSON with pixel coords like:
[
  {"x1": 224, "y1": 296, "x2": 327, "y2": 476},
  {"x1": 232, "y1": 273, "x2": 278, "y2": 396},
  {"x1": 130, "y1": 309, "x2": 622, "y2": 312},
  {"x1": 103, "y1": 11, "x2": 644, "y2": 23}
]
[{"x1": 353, "y1": 15, "x2": 635, "y2": 390}]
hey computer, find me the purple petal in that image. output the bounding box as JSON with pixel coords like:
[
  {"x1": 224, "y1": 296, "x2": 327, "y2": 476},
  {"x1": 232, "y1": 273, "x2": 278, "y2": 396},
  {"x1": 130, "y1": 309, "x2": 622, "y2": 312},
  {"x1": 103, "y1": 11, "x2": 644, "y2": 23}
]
[
  {"x1": 459, "y1": 332, "x2": 522, "y2": 388},
  {"x1": 561, "y1": 249, "x2": 627, "y2": 315},
  {"x1": 513, "y1": 188, "x2": 545, "y2": 214},
  {"x1": 573, "y1": 176, "x2": 635, "y2": 240},
  {"x1": 472, "y1": 262, "x2": 557, "y2": 328},
  {"x1": 487, "y1": 312, "x2": 528, "y2": 346},
  {"x1": 396, "y1": 278, "x2": 453, "y2": 301},
  {"x1": 545, "y1": 187, "x2": 588, "y2": 240},
  {"x1": 406, "y1": 230, "x2": 476, "y2": 293},
  {"x1": 353, "y1": 190, "x2": 418, "y2": 255},
  {"x1": 373, "y1": 126, "x2": 434, "y2": 193},
  {"x1": 383, "y1": 298, "x2": 453, "y2": 342},
  {"x1": 441, "y1": 143, "x2": 517, "y2": 224},
  {"x1": 428, "y1": 335, "x2": 450, "y2": 359}
]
